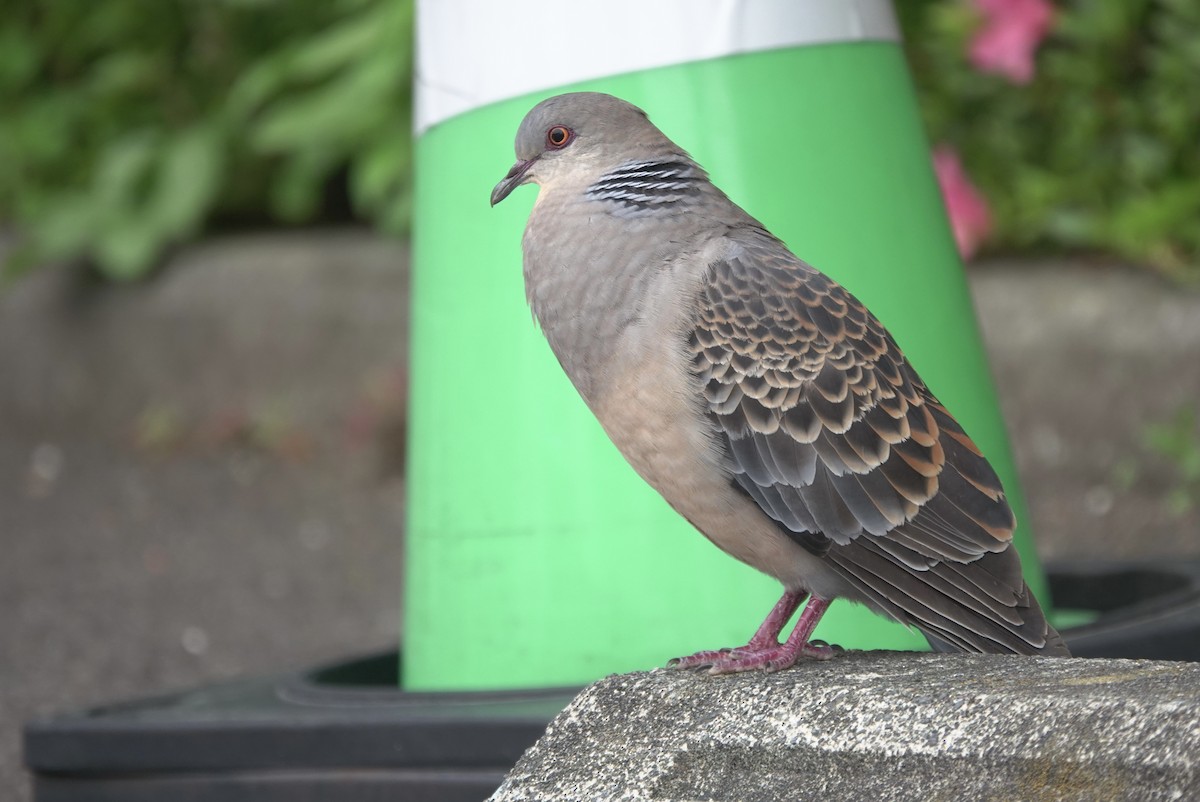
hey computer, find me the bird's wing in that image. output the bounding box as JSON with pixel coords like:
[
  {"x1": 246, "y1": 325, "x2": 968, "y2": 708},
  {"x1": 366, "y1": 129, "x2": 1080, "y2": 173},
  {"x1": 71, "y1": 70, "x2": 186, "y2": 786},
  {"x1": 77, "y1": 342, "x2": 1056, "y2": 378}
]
[{"x1": 690, "y1": 230, "x2": 1060, "y2": 654}]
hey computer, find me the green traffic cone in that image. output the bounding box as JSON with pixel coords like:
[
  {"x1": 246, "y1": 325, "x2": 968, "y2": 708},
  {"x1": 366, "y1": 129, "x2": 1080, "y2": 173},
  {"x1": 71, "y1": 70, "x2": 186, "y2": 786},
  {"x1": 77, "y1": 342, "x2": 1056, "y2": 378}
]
[{"x1": 404, "y1": 0, "x2": 1049, "y2": 690}]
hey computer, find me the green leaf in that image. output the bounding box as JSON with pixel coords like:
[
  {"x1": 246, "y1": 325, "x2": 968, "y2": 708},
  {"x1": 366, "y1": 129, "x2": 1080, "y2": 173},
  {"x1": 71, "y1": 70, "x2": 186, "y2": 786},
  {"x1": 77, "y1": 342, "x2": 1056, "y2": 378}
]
[
  {"x1": 94, "y1": 131, "x2": 158, "y2": 209},
  {"x1": 248, "y1": 54, "x2": 398, "y2": 152},
  {"x1": 94, "y1": 215, "x2": 161, "y2": 281},
  {"x1": 30, "y1": 192, "x2": 99, "y2": 260},
  {"x1": 150, "y1": 125, "x2": 224, "y2": 236},
  {"x1": 268, "y1": 150, "x2": 337, "y2": 222},
  {"x1": 1043, "y1": 208, "x2": 1099, "y2": 246},
  {"x1": 284, "y1": 10, "x2": 383, "y2": 78},
  {"x1": 1111, "y1": 183, "x2": 1200, "y2": 257},
  {"x1": 0, "y1": 27, "x2": 38, "y2": 89},
  {"x1": 88, "y1": 51, "x2": 158, "y2": 97},
  {"x1": 350, "y1": 130, "x2": 410, "y2": 211}
]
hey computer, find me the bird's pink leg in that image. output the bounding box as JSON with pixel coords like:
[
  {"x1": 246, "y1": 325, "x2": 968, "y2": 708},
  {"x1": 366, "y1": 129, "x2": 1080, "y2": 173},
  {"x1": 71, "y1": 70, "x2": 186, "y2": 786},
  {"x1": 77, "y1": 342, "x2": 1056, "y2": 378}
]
[{"x1": 668, "y1": 591, "x2": 835, "y2": 673}]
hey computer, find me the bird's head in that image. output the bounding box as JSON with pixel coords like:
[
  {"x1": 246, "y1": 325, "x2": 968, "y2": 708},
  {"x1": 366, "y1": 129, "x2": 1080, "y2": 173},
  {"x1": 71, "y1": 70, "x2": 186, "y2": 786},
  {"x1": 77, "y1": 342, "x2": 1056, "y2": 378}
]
[{"x1": 490, "y1": 92, "x2": 674, "y2": 207}]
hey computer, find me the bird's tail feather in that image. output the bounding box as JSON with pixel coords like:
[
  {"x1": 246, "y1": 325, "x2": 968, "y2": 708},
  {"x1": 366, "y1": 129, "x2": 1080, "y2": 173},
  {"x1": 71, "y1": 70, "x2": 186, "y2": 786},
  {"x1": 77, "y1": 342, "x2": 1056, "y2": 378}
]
[{"x1": 827, "y1": 540, "x2": 1071, "y2": 657}]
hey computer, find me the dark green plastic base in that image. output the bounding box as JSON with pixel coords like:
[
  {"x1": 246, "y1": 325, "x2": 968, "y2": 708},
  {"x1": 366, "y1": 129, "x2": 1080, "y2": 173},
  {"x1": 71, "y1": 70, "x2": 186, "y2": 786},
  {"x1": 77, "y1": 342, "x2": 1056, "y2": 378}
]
[{"x1": 24, "y1": 651, "x2": 576, "y2": 802}]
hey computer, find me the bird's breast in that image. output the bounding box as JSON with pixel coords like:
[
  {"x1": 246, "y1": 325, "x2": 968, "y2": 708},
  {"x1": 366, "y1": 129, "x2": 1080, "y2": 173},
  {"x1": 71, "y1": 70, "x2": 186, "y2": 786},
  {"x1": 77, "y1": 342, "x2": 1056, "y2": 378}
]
[{"x1": 522, "y1": 197, "x2": 680, "y2": 403}]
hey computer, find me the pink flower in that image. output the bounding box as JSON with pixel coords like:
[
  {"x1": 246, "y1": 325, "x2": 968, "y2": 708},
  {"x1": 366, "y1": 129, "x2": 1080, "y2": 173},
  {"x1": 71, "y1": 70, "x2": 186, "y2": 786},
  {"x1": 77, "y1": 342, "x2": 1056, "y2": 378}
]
[
  {"x1": 968, "y1": 0, "x2": 1054, "y2": 84},
  {"x1": 933, "y1": 147, "x2": 992, "y2": 260}
]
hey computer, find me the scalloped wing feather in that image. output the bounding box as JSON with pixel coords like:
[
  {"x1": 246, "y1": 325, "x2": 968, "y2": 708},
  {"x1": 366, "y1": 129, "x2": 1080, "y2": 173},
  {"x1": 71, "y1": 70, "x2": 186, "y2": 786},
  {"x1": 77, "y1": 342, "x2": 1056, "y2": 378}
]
[{"x1": 689, "y1": 229, "x2": 1065, "y2": 655}]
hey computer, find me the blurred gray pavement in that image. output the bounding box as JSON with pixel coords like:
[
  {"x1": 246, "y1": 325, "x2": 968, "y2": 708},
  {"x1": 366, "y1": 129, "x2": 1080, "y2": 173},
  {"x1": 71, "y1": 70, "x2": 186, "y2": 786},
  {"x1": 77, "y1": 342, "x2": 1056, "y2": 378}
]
[
  {"x1": 2, "y1": 232, "x2": 410, "y2": 800},
  {"x1": 3, "y1": 230, "x2": 1199, "y2": 799}
]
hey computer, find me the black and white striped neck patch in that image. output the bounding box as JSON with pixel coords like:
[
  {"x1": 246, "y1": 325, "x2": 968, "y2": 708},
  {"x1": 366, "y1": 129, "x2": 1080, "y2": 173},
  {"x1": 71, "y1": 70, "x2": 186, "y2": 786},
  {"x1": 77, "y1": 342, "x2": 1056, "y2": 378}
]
[{"x1": 586, "y1": 159, "x2": 706, "y2": 212}]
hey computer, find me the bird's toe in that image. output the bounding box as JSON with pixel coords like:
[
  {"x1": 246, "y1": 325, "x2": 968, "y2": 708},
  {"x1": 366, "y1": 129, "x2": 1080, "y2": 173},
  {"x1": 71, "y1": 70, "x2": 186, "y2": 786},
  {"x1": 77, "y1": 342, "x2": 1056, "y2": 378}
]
[{"x1": 667, "y1": 648, "x2": 734, "y2": 670}]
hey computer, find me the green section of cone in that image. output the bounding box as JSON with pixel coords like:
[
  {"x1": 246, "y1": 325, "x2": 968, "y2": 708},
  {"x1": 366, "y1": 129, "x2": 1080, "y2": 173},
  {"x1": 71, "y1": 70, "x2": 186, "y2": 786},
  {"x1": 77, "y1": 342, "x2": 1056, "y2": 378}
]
[{"x1": 404, "y1": 41, "x2": 1046, "y2": 690}]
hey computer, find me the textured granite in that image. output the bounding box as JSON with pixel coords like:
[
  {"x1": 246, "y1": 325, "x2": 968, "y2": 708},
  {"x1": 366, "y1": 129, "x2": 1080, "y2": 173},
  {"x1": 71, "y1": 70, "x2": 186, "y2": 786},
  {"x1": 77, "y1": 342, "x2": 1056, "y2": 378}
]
[{"x1": 491, "y1": 651, "x2": 1200, "y2": 802}]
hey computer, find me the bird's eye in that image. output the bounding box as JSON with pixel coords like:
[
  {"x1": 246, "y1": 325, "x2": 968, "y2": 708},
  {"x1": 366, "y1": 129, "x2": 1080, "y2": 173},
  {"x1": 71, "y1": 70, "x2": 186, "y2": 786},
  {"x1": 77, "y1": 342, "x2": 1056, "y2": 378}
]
[{"x1": 546, "y1": 126, "x2": 573, "y2": 149}]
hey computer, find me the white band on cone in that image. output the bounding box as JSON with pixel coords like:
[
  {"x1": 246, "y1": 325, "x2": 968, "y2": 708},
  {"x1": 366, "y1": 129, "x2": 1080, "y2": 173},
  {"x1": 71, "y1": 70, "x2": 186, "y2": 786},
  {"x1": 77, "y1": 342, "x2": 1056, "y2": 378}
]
[{"x1": 415, "y1": 0, "x2": 900, "y2": 134}]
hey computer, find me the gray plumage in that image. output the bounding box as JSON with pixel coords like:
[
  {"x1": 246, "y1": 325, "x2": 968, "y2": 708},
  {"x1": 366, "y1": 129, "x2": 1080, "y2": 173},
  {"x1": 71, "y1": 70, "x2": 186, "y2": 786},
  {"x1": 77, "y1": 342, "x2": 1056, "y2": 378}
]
[{"x1": 492, "y1": 91, "x2": 1068, "y2": 668}]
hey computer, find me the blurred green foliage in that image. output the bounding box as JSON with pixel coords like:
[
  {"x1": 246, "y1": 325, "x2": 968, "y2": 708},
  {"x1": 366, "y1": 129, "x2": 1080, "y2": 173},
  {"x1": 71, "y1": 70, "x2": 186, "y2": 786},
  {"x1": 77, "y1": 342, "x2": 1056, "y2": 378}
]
[
  {"x1": 4, "y1": 1, "x2": 1199, "y2": 280},
  {"x1": 1, "y1": 0, "x2": 413, "y2": 280},
  {"x1": 901, "y1": 0, "x2": 1200, "y2": 278}
]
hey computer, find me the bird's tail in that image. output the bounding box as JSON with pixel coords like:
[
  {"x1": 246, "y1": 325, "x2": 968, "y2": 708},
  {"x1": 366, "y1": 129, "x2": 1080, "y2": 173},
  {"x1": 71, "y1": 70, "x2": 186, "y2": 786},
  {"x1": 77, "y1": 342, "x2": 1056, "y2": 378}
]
[
  {"x1": 922, "y1": 580, "x2": 1070, "y2": 657},
  {"x1": 1005, "y1": 580, "x2": 1071, "y2": 657},
  {"x1": 828, "y1": 540, "x2": 1072, "y2": 657}
]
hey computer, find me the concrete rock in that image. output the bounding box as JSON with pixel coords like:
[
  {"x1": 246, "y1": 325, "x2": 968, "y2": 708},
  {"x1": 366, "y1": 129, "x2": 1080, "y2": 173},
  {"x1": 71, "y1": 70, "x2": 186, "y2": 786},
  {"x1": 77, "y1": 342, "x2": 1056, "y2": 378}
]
[{"x1": 491, "y1": 651, "x2": 1200, "y2": 802}]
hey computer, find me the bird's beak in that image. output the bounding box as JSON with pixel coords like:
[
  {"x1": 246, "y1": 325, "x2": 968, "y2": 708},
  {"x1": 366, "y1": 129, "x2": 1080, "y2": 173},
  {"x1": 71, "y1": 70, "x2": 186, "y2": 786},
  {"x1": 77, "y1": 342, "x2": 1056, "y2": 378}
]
[{"x1": 490, "y1": 158, "x2": 535, "y2": 206}]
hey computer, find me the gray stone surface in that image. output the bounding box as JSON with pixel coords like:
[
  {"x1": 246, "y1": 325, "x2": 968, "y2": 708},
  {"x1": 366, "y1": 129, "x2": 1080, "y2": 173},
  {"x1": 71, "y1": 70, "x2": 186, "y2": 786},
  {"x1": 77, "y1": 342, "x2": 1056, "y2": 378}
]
[{"x1": 491, "y1": 652, "x2": 1200, "y2": 802}]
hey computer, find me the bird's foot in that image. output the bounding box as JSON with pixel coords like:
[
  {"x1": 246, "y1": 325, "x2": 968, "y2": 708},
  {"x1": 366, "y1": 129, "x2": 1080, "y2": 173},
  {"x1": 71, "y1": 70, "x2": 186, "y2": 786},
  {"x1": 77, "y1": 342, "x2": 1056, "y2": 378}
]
[{"x1": 667, "y1": 639, "x2": 838, "y2": 674}]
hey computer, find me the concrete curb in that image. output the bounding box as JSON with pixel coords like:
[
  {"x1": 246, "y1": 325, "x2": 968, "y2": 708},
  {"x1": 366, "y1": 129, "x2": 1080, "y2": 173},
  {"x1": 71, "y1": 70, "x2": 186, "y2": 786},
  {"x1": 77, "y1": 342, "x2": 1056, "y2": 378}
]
[{"x1": 490, "y1": 651, "x2": 1200, "y2": 801}]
